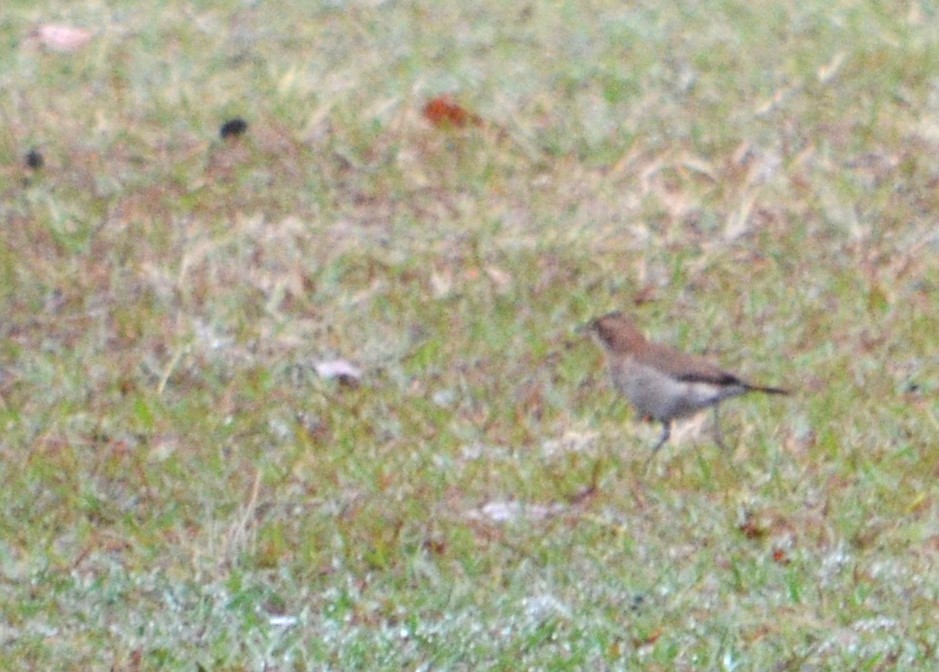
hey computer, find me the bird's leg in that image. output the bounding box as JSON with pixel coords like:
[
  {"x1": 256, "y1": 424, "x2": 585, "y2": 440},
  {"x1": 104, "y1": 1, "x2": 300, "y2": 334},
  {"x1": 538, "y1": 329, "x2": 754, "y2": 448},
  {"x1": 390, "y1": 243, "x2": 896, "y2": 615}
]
[
  {"x1": 711, "y1": 405, "x2": 727, "y2": 450},
  {"x1": 643, "y1": 422, "x2": 671, "y2": 473},
  {"x1": 651, "y1": 421, "x2": 671, "y2": 454}
]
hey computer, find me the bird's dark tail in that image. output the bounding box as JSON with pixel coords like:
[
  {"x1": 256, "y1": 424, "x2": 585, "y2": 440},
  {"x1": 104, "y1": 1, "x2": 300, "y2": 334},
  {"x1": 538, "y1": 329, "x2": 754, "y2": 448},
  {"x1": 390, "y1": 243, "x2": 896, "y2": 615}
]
[{"x1": 746, "y1": 384, "x2": 789, "y2": 395}]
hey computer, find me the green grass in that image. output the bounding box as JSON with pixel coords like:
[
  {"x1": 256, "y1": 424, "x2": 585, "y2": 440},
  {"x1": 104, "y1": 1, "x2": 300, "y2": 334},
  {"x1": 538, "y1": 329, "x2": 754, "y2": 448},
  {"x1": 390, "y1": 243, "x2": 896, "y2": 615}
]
[{"x1": 1, "y1": 0, "x2": 937, "y2": 669}]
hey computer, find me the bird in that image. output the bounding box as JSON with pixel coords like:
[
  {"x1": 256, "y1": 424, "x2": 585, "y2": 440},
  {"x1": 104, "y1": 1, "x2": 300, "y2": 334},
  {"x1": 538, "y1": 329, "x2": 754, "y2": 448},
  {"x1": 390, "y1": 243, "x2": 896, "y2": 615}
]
[{"x1": 585, "y1": 311, "x2": 788, "y2": 457}]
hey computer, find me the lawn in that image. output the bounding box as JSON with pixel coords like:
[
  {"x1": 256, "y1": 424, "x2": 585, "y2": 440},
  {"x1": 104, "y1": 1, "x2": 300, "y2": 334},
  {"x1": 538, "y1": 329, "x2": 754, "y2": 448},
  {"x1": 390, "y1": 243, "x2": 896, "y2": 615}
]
[{"x1": 1, "y1": 1, "x2": 937, "y2": 669}]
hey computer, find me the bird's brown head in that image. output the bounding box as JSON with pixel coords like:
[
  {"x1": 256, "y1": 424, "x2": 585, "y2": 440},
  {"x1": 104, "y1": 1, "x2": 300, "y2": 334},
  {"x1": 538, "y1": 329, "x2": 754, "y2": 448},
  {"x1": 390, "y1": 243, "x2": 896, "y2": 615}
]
[{"x1": 587, "y1": 311, "x2": 647, "y2": 354}]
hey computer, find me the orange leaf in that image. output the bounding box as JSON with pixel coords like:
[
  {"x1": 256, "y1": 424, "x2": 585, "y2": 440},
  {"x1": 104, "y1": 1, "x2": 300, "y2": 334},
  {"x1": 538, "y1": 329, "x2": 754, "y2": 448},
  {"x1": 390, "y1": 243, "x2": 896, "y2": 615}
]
[{"x1": 422, "y1": 95, "x2": 482, "y2": 129}]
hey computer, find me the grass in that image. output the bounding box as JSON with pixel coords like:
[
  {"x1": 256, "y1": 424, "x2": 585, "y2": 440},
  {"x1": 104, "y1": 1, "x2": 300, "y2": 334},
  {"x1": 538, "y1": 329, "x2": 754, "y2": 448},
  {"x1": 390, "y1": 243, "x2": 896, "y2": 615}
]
[{"x1": 1, "y1": 0, "x2": 937, "y2": 669}]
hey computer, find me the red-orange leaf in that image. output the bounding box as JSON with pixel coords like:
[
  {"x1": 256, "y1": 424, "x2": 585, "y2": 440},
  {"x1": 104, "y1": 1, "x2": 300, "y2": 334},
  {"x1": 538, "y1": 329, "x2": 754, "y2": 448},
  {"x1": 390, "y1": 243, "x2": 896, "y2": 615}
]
[
  {"x1": 772, "y1": 547, "x2": 791, "y2": 565},
  {"x1": 422, "y1": 95, "x2": 482, "y2": 129}
]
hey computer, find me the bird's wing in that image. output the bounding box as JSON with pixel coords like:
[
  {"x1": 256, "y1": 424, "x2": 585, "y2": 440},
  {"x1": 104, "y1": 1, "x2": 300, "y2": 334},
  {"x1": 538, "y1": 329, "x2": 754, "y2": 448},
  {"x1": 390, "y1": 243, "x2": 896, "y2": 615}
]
[{"x1": 647, "y1": 342, "x2": 744, "y2": 386}]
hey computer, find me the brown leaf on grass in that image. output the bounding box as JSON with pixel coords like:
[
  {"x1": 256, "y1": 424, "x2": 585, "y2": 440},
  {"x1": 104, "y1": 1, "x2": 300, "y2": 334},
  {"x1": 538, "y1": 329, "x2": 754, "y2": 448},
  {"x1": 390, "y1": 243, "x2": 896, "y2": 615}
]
[
  {"x1": 738, "y1": 510, "x2": 768, "y2": 540},
  {"x1": 631, "y1": 284, "x2": 658, "y2": 306},
  {"x1": 422, "y1": 95, "x2": 483, "y2": 129},
  {"x1": 633, "y1": 627, "x2": 662, "y2": 647},
  {"x1": 422, "y1": 536, "x2": 447, "y2": 555},
  {"x1": 772, "y1": 547, "x2": 791, "y2": 565},
  {"x1": 31, "y1": 24, "x2": 93, "y2": 53}
]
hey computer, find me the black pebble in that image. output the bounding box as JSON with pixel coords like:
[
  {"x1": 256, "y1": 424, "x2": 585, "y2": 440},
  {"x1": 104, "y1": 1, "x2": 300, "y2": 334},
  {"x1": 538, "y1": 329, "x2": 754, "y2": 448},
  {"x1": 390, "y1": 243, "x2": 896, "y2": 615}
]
[
  {"x1": 220, "y1": 118, "x2": 248, "y2": 139},
  {"x1": 25, "y1": 148, "x2": 44, "y2": 169}
]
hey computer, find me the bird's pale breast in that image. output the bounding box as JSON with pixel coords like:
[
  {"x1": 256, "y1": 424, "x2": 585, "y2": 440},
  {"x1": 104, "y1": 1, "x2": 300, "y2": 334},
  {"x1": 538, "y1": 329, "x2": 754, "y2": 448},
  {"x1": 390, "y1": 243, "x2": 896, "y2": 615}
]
[{"x1": 610, "y1": 357, "x2": 746, "y2": 421}]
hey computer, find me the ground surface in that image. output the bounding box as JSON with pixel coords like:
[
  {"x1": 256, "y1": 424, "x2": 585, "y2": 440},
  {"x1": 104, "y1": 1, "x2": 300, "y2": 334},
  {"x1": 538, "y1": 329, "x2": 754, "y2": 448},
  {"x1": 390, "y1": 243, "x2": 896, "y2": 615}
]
[{"x1": 1, "y1": 1, "x2": 937, "y2": 669}]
